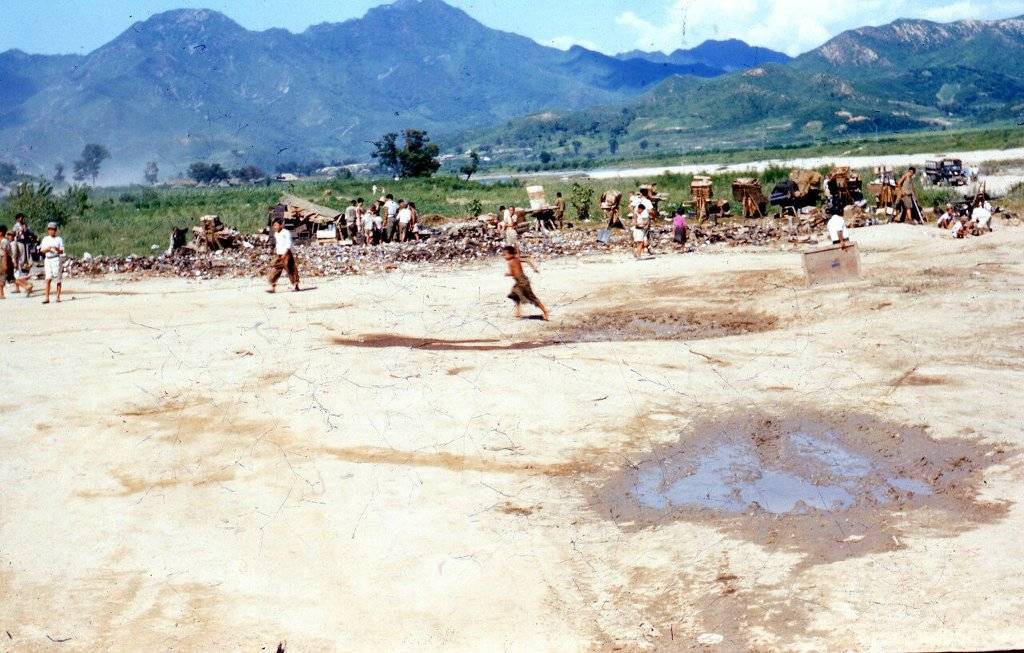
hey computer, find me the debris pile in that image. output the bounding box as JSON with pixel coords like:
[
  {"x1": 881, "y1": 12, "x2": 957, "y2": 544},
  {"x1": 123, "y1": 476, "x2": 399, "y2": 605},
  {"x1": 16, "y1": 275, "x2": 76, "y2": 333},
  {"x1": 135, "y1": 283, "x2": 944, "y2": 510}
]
[{"x1": 61, "y1": 205, "x2": 1018, "y2": 279}]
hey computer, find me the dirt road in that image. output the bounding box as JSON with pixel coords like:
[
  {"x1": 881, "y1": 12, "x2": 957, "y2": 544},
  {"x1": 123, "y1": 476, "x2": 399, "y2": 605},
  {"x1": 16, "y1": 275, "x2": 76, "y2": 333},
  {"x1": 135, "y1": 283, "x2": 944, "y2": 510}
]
[
  {"x1": 2, "y1": 224, "x2": 1023, "y2": 651},
  {"x1": 482, "y1": 146, "x2": 1024, "y2": 183}
]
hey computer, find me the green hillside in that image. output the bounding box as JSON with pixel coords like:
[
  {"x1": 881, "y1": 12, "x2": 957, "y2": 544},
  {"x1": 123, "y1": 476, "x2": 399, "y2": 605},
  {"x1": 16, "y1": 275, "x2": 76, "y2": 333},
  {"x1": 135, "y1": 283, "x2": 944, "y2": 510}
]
[{"x1": 453, "y1": 15, "x2": 1024, "y2": 167}]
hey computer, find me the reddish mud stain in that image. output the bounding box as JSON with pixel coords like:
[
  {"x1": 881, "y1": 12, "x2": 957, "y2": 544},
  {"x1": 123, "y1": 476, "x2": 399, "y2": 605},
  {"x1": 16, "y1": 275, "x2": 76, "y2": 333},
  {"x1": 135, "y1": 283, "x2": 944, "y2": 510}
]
[{"x1": 322, "y1": 445, "x2": 595, "y2": 477}]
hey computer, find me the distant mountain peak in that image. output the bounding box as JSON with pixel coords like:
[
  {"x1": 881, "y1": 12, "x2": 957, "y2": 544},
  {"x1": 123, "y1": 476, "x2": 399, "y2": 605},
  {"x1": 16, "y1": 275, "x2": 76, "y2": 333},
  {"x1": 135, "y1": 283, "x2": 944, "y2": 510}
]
[
  {"x1": 615, "y1": 38, "x2": 790, "y2": 72},
  {"x1": 139, "y1": 8, "x2": 244, "y2": 31}
]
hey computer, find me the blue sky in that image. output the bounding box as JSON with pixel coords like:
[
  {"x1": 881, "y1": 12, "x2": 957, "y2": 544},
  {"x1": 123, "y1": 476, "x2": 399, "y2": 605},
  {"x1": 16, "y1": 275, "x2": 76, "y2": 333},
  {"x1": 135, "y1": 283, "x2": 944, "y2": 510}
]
[{"x1": 4, "y1": 0, "x2": 1024, "y2": 57}]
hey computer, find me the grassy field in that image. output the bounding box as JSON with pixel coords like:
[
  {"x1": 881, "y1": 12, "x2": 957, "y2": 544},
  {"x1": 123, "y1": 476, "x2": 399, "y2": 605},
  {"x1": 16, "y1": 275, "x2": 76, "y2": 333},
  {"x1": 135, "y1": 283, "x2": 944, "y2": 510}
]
[
  {"x1": 3, "y1": 133, "x2": 1021, "y2": 257},
  {"x1": 3, "y1": 173, "x2": 799, "y2": 257}
]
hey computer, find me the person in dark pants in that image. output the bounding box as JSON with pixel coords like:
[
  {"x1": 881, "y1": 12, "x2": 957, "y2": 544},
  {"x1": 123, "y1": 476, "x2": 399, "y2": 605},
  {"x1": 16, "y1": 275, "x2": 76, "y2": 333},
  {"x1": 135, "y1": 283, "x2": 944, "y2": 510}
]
[
  {"x1": 267, "y1": 219, "x2": 300, "y2": 293},
  {"x1": 554, "y1": 192, "x2": 566, "y2": 229}
]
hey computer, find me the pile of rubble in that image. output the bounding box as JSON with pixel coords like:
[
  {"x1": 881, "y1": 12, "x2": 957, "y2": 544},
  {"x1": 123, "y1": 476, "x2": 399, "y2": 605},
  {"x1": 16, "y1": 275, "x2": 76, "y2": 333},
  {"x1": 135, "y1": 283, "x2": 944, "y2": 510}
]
[{"x1": 62, "y1": 208, "x2": 1021, "y2": 279}]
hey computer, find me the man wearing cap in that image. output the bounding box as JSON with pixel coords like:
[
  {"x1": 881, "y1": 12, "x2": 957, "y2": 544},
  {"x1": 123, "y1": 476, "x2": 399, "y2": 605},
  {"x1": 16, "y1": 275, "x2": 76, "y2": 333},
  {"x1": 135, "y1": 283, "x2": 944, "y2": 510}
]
[{"x1": 39, "y1": 222, "x2": 64, "y2": 304}]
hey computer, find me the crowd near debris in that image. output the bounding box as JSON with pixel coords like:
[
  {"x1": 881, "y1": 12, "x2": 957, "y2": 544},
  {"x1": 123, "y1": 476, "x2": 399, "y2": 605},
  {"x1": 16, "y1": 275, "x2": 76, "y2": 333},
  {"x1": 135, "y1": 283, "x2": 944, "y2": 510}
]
[{"x1": 3, "y1": 166, "x2": 1020, "y2": 286}]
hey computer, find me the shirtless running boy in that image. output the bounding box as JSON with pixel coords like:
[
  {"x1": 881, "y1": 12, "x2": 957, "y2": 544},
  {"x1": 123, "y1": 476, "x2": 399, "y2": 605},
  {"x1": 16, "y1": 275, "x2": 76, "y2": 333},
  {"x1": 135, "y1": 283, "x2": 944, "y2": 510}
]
[{"x1": 503, "y1": 246, "x2": 549, "y2": 321}]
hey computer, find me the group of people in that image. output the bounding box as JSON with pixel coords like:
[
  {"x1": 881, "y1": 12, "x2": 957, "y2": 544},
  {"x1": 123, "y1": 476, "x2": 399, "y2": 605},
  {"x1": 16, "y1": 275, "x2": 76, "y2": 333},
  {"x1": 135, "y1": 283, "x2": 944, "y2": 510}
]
[
  {"x1": 265, "y1": 207, "x2": 551, "y2": 320},
  {"x1": 340, "y1": 194, "x2": 421, "y2": 246},
  {"x1": 936, "y1": 198, "x2": 995, "y2": 239},
  {"x1": 0, "y1": 214, "x2": 65, "y2": 303}
]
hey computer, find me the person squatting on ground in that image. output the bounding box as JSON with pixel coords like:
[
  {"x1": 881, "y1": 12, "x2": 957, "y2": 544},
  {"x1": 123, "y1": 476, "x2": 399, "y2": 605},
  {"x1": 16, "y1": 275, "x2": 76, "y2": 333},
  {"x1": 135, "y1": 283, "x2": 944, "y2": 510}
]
[
  {"x1": 503, "y1": 245, "x2": 549, "y2": 321},
  {"x1": 267, "y1": 218, "x2": 300, "y2": 293},
  {"x1": 827, "y1": 213, "x2": 851, "y2": 246},
  {"x1": 39, "y1": 222, "x2": 64, "y2": 304}
]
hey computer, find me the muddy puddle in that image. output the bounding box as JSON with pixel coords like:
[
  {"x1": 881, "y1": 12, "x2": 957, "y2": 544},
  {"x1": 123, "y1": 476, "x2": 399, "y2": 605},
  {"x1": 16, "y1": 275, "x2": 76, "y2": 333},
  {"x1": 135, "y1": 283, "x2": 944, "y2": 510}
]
[
  {"x1": 592, "y1": 410, "x2": 1015, "y2": 564},
  {"x1": 331, "y1": 307, "x2": 778, "y2": 351},
  {"x1": 559, "y1": 307, "x2": 776, "y2": 343}
]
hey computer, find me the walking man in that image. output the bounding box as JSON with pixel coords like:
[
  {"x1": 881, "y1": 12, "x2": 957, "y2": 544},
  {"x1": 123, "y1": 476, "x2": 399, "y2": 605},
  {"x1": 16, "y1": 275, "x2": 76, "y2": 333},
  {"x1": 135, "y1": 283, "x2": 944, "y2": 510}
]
[
  {"x1": 632, "y1": 195, "x2": 653, "y2": 259},
  {"x1": 503, "y1": 246, "x2": 549, "y2": 321},
  {"x1": 39, "y1": 222, "x2": 64, "y2": 304},
  {"x1": 267, "y1": 218, "x2": 300, "y2": 293}
]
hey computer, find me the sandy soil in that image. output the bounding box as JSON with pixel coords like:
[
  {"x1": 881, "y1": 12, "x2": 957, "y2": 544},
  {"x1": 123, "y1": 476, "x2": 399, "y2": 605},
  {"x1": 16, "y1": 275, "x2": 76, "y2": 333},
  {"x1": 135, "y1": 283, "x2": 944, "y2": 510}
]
[{"x1": 2, "y1": 224, "x2": 1023, "y2": 652}]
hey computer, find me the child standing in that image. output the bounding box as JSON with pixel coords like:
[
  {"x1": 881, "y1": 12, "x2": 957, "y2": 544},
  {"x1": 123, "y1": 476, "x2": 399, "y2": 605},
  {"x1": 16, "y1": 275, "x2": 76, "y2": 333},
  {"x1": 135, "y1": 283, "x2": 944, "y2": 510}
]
[{"x1": 39, "y1": 222, "x2": 64, "y2": 304}]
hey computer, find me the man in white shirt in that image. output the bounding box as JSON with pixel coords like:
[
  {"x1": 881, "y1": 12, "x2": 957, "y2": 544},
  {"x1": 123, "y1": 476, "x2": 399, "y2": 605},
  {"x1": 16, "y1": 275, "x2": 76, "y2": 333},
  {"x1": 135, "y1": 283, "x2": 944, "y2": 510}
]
[
  {"x1": 267, "y1": 218, "x2": 300, "y2": 293},
  {"x1": 971, "y1": 205, "x2": 992, "y2": 231},
  {"x1": 39, "y1": 222, "x2": 64, "y2": 304},
  {"x1": 827, "y1": 214, "x2": 850, "y2": 245},
  {"x1": 383, "y1": 194, "x2": 399, "y2": 242},
  {"x1": 397, "y1": 202, "x2": 413, "y2": 242},
  {"x1": 632, "y1": 199, "x2": 652, "y2": 259}
]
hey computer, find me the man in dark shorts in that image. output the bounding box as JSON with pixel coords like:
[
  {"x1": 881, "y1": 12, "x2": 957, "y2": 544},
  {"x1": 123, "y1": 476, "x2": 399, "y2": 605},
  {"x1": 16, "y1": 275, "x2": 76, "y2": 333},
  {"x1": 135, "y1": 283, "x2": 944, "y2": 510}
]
[
  {"x1": 503, "y1": 246, "x2": 549, "y2": 321},
  {"x1": 896, "y1": 167, "x2": 920, "y2": 224}
]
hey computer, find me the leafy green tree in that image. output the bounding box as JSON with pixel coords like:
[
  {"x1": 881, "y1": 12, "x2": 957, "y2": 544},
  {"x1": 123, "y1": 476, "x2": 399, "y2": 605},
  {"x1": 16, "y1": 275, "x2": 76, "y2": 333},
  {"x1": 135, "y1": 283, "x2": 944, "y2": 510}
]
[
  {"x1": 73, "y1": 143, "x2": 110, "y2": 184},
  {"x1": 3, "y1": 182, "x2": 68, "y2": 225},
  {"x1": 609, "y1": 138, "x2": 619, "y2": 155},
  {"x1": 372, "y1": 133, "x2": 401, "y2": 177},
  {"x1": 63, "y1": 185, "x2": 91, "y2": 216},
  {"x1": 144, "y1": 161, "x2": 159, "y2": 185},
  {"x1": 460, "y1": 151, "x2": 480, "y2": 181},
  {"x1": 231, "y1": 165, "x2": 265, "y2": 182},
  {"x1": 188, "y1": 162, "x2": 229, "y2": 184},
  {"x1": 571, "y1": 140, "x2": 582, "y2": 156},
  {"x1": 639, "y1": 139, "x2": 649, "y2": 150},
  {"x1": 397, "y1": 129, "x2": 441, "y2": 178},
  {"x1": 539, "y1": 151, "x2": 553, "y2": 165},
  {"x1": 569, "y1": 182, "x2": 593, "y2": 221},
  {"x1": 53, "y1": 162, "x2": 65, "y2": 185}
]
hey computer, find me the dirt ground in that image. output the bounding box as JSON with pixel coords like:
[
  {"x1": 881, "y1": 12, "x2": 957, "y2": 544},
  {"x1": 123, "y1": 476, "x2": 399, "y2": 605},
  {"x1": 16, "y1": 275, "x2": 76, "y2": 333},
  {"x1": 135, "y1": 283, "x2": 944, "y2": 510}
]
[{"x1": 2, "y1": 224, "x2": 1023, "y2": 652}]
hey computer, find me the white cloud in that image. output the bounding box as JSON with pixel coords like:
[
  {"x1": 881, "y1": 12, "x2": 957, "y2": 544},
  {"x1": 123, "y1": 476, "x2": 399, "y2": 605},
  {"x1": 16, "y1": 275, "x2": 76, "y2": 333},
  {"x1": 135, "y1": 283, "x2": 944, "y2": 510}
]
[
  {"x1": 616, "y1": 0, "x2": 1024, "y2": 56},
  {"x1": 543, "y1": 35, "x2": 602, "y2": 51}
]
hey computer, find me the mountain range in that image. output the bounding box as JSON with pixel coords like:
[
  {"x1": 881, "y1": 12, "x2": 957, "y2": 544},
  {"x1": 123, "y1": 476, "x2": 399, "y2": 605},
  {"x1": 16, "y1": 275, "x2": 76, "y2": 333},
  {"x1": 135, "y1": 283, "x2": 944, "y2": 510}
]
[
  {"x1": 0, "y1": 0, "x2": 786, "y2": 182},
  {"x1": 2, "y1": 1, "x2": 1022, "y2": 182},
  {"x1": 617, "y1": 39, "x2": 791, "y2": 71},
  {"x1": 461, "y1": 15, "x2": 1024, "y2": 162}
]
